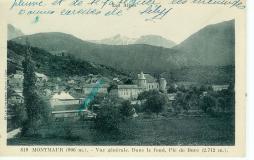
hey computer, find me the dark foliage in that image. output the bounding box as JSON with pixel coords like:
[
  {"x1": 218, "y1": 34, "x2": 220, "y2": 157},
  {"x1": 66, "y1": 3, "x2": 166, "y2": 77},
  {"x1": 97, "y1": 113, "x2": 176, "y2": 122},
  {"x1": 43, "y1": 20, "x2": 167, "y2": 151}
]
[
  {"x1": 7, "y1": 41, "x2": 127, "y2": 78},
  {"x1": 21, "y1": 44, "x2": 51, "y2": 136},
  {"x1": 94, "y1": 98, "x2": 122, "y2": 134},
  {"x1": 143, "y1": 91, "x2": 167, "y2": 116},
  {"x1": 8, "y1": 103, "x2": 27, "y2": 129},
  {"x1": 200, "y1": 95, "x2": 216, "y2": 113},
  {"x1": 123, "y1": 78, "x2": 134, "y2": 84},
  {"x1": 137, "y1": 90, "x2": 158, "y2": 100},
  {"x1": 167, "y1": 84, "x2": 177, "y2": 93},
  {"x1": 120, "y1": 100, "x2": 134, "y2": 118}
]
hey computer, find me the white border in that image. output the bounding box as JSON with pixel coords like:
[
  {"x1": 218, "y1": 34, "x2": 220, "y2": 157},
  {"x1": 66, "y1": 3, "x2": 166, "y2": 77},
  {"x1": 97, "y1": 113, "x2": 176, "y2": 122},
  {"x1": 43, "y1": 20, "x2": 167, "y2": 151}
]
[{"x1": 1, "y1": 0, "x2": 253, "y2": 159}]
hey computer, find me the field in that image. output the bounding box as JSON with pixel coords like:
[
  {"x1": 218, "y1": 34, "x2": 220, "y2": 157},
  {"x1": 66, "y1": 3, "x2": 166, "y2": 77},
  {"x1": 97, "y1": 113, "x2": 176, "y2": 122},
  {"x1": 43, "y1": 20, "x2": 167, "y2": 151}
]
[{"x1": 7, "y1": 115, "x2": 234, "y2": 146}]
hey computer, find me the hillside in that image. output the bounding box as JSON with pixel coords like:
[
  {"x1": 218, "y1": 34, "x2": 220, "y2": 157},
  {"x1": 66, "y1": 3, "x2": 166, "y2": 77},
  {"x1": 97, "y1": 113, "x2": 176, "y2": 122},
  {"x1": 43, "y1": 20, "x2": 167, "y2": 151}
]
[
  {"x1": 12, "y1": 32, "x2": 194, "y2": 73},
  {"x1": 163, "y1": 66, "x2": 234, "y2": 84},
  {"x1": 173, "y1": 20, "x2": 235, "y2": 66},
  {"x1": 7, "y1": 41, "x2": 127, "y2": 79}
]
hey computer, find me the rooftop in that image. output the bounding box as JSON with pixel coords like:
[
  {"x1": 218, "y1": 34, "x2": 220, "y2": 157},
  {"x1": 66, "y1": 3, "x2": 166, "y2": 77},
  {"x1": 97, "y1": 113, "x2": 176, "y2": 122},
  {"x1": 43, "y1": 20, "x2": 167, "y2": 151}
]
[
  {"x1": 35, "y1": 72, "x2": 47, "y2": 78},
  {"x1": 137, "y1": 73, "x2": 157, "y2": 83},
  {"x1": 83, "y1": 83, "x2": 109, "y2": 88},
  {"x1": 117, "y1": 85, "x2": 142, "y2": 89},
  {"x1": 52, "y1": 91, "x2": 75, "y2": 100}
]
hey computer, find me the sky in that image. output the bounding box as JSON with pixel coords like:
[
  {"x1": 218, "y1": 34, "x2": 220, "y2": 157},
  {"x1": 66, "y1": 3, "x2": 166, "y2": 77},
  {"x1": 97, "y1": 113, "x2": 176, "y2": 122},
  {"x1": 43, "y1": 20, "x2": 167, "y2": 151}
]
[{"x1": 5, "y1": 0, "x2": 244, "y2": 44}]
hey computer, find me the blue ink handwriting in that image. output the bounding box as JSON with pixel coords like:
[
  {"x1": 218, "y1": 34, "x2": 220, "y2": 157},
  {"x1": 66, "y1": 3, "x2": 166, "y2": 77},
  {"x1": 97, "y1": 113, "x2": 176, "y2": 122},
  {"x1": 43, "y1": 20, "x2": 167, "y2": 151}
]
[
  {"x1": 32, "y1": 15, "x2": 40, "y2": 23},
  {"x1": 10, "y1": 0, "x2": 45, "y2": 10},
  {"x1": 79, "y1": 79, "x2": 104, "y2": 111},
  {"x1": 140, "y1": 4, "x2": 172, "y2": 21}
]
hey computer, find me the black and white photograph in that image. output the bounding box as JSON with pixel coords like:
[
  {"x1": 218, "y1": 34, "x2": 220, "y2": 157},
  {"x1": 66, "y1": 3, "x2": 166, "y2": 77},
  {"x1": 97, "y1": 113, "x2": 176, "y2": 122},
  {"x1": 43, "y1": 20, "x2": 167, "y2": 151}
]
[{"x1": 0, "y1": 0, "x2": 246, "y2": 157}]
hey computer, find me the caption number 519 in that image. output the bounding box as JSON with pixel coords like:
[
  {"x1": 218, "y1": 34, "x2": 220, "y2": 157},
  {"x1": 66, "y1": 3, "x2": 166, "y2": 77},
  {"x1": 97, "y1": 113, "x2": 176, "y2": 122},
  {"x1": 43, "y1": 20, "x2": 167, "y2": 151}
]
[{"x1": 20, "y1": 147, "x2": 29, "y2": 152}]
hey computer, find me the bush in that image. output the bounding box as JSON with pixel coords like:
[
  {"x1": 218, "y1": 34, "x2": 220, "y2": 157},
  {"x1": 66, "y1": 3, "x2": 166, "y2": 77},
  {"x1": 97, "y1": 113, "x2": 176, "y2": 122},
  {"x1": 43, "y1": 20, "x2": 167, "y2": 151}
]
[
  {"x1": 120, "y1": 100, "x2": 134, "y2": 118},
  {"x1": 9, "y1": 103, "x2": 27, "y2": 128},
  {"x1": 21, "y1": 97, "x2": 52, "y2": 136},
  {"x1": 200, "y1": 95, "x2": 216, "y2": 113},
  {"x1": 133, "y1": 102, "x2": 147, "y2": 113},
  {"x1": 62, "y1": 121, "x2": 81, "y2": 141},
  {"x1": 143, "y1": 91, "x2": 167, "y2": 116},
  {"x1": 137, "y1": 90, "x2": 158, "y2": 100},
  {"x1": 167, "y1": 84, "x2": 177, "y2": 93},
  {"x1": 94, "y1": 98, "x2": 122, "y2": 134}
]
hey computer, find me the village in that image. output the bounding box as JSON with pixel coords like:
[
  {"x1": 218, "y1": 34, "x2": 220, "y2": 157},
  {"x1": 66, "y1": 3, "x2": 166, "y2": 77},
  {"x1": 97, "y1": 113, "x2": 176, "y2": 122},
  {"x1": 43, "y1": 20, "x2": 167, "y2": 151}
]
[{"x1": 7, "y1": 68, "x2": 230, "y2": 124}]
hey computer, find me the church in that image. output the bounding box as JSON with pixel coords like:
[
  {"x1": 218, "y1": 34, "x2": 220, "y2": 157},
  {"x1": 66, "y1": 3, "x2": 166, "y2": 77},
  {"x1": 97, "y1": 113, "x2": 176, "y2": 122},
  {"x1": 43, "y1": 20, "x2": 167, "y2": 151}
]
[{"x1": 110, "y1": 72, "x2": 167, "y2": 100}]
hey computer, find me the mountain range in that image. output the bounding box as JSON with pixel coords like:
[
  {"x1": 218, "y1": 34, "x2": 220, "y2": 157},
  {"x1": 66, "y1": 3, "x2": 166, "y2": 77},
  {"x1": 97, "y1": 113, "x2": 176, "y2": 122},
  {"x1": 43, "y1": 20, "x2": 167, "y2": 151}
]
[
  {"x1": 8, "y1": 20, "x2": 235, "y2": 84},
  {"x1": 11, "y1": 32, "x2": 188, "y2": 73},
  {"x1": 90, "y1": 34, "x2": 136, "y2": 46},
  {"x1": 90, "y1": 34, "x2": 176, "y2": 48}
]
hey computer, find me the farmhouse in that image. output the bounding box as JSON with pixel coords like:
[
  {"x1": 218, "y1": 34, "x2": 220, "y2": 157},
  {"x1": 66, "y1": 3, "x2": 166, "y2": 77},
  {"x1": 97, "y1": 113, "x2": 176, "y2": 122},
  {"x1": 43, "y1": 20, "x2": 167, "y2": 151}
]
[
  {"x1": 50, "y1": 91, "x2": 81, "y2": 106},
  {"x1": 50, "y1": 91, "x2": 96, "y2": 120},
  {"x1": 35, "y1": 72, "x2": 48, "y2": 81},
  {"x1": 212, "y1": 85, "x2": 229, "y2": 91},
  {"x1": 51, "y1": 104, "x2": 96, "y2": 121},
  {"x1": 82, "y1": 83, "x2": 109, "y2": 95}
]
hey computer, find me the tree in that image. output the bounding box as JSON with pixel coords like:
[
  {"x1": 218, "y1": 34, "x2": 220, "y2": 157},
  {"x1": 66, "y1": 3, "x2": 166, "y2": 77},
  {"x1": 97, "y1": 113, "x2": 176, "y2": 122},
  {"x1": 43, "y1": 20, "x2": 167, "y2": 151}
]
[
  {"x1": 120, "y1": 100, "x2": 134, "y2": 118},
  {"x1": 199, "y1": 85, "x2": 207, "y2": 92},
  {"x1": 137, "y1": 90, "x2": 158, "y2": 100},
  {"x1": 173, "y1": 92, "x2": 188, "y2": 113},
  {"x1": 217, "y1": 97, "x2": 226, "y2": 112},
  {"x1": 94, "y1": 98, "x2": 122, "y2": 134},
  {"x1": 226, "y1": 82, "x2": 235, "y2": 112},
  {"x1": 200, "y1": 95, "x2": 216, "y2": 113},
  {"x1": 143, "y1": 91, "x2": 167, "y2": 117},
  {"x1": 207, "y1": 85, "x2": 213, "y2": 92},
  {"x1": 123, "y1": 78, "x2": 134, "y2": 85},
  {"x1": 22, "y1": 41, "x2": 50, "y2": 135},
  {"x1": 182, "y1": 93, "x2": 191, "y2": 111},
  {"x1": 107, "y1": 82, "x2": 118, "y2": 93},
  {"x1": 178, "y1": 85, "x2": 186, "y2": 92},
  {"x1": 167, "y1": 84, "x2": 177, "y2": 93},
  {"x1": 10, "y1": 103, "x2": 27, "y2": 128},
  {"x1": 88, "y1": 93, "x2": 106, "y2": 113}
]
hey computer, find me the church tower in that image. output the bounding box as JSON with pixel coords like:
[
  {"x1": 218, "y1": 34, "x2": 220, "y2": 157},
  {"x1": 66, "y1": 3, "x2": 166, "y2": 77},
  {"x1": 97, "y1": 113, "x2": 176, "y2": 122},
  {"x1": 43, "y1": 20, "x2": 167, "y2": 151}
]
[{"x1": 138, "y1": 72, "x2": 147, "y2": 89}]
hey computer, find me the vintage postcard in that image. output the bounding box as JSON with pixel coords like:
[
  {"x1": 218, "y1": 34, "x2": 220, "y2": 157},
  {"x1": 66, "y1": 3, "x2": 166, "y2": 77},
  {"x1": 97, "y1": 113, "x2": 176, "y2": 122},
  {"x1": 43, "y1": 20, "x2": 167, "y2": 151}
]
[{"x1": 0, "y1": 0, "x2": 246, "y2": 157}]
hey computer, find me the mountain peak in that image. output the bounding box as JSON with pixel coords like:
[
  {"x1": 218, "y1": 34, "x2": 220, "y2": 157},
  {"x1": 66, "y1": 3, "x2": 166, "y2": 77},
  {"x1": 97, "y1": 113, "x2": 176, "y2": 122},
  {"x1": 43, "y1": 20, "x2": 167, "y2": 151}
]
[
  {"x1": 8, "y1": 24, "x2": 24, "y2": 40},
  {"x1": 135, "y1": 35, "x2": 176, "y2": 48},
  {"x1": 90, "y1": 34, "x2": 176, "y2": 48},
  {"x1": 91, "y1": 34, "x2": 136, "y2": 45}
]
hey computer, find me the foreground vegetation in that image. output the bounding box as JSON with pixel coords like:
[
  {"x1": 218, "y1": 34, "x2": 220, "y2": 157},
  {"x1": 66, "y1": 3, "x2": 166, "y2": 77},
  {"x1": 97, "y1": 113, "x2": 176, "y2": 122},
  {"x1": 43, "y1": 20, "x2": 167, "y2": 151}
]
[{"x1": 8, "y1": 114, "x2": 234, "y2": 146}]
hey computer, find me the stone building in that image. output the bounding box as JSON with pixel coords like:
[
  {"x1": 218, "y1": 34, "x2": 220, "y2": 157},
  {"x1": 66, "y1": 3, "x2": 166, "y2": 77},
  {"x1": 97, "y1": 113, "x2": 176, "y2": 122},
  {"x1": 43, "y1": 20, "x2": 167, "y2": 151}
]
[
  {"x1": 110, "y1": 85, "x2": 143, "y2": 100},
  {"x1": 110, "y1": 72, "x2": 167, "y2": 100},
  {"x1": 82, "y1": 83, "x2": 109, "y2": 96},
  {"x1": 50, "y1": 91, "x2": 81, "y2": 106},
  {"x1": 212, "y1": 85, "x2": 229, "y2": 91},
  {"x1": 50, "y1": 91, "x2": 96, "y2": 120}
]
